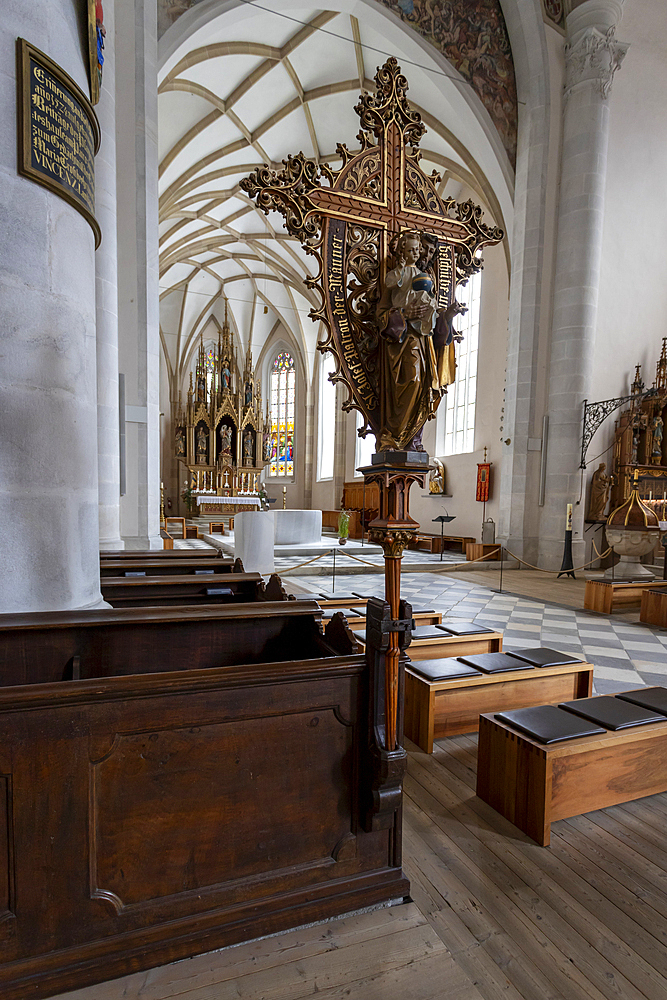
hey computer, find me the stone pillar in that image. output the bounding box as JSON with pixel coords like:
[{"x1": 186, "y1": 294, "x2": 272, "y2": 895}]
[
  {"x1": 96, "y1": 0, "x2": 123, "y2": 550},
  {"x1": 116, "y1": 0, "x2": 161, "y2": 548},
  {"x1": 539, "y1": 0, "x2": 628, "y2": 568},
  {"x1": 0, "y1": 1, "x2": 105, "y2": 611}
]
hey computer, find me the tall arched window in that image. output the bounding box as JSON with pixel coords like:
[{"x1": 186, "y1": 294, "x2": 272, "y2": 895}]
[
  {"x1": 269, "y1": 350, "x2": 295, "y2": 477},
  {"x1": 318, "y1": 352, "x2": 336, "y2": 480},
  {"x1": 444, "y1": 271, "x2": 482, "y2": 456}
]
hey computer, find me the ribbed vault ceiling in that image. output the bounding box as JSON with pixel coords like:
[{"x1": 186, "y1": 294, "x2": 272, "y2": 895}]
[{"x1": 158, "y1": 3, "x2": 511, "y2": 396}]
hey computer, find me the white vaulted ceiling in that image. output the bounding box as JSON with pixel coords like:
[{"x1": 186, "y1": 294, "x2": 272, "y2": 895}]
[{"x1": 158, "y1": 1, "x2": 513, "y2": 396}]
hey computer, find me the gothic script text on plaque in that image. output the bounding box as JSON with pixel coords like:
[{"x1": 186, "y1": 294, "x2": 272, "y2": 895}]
[{"x1": 17, "y1": 38, "x2": 101, "y2": 247}]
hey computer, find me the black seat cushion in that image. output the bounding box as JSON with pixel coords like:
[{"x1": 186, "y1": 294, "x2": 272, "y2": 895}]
[
  {"x1": 616, "y1": 687, "x2": 667, "y2": 716},
  {"x1": 318, "y1": 592, "x2": 357, "y2": 601},
  {"x1": 508, "y1": 647, "x2": 583, "y2": 668},
  {"x1": 412, "y1": 625, "x2": 450, "y2": 640},
  {"x1": 496, "y1": 705, "x2": 606, "y2": 744},
  {"x1": 411, "y1": 608, "x2": 436, "y2": 615},
  {"x1": 457, "y1": 652, "x2": 534, "y2": 674},
  {"x1": 559, "y1": 696, "x2": 664, "y2": 730},
  {"x1": 436, "y1": 620, "x2": 495, "y2": 636},
  {"x1": 408, "y1": 658, "x2": 482, "y2": 682},
  {"x1": 322, "y1": 607, "x2": 362, "y2": 618}
]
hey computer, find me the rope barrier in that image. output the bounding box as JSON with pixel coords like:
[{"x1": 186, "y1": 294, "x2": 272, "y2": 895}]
[{"x1": 502, "y1": 545, "x2": 612, "y2": 574}]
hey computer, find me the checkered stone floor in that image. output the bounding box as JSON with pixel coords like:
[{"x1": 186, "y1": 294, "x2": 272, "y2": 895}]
[{"x1": 289, "y1": 570, "x2": 667, "y2": 694}]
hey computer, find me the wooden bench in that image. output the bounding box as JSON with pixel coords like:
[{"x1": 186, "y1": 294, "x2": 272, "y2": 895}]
[
  {"x1": 640, "y1": 586, "x2": 667, "y2": 626},
  {"x1": 354, "y1": 627, "x2": 503, "y2": 660},
  {"x1": 322, "y1": 608, "x2": 442, "y2": 632},
  {"x1": 101, "y1": 572, "x2": 287, "y2": 608},
  {"x1": 164, "y1": 516, "x2": 186, "y2": 538},
  {"x1": 476, "y1": 699, "x2": 667, "y2": 846},
  {"x1": 160, "y1": 528, "x2": 173, "y2": 549},
  {"x1": 0, "y1": 602, "x2": 408, "y2": 999},
  {"x1": 100, "y1": 556, "x2": 238, "y2": 577},
  {"x1": 405, "y1": 658, "x2": 593, "y2": 753},
  {"x1": 466, "y1": 543, "x2": 501, "y2": 562},
  {"x1": 101, "y1": 548, "x2": 224, "y2": 560},
  {"x1": 584, "y1": 578, "x2": 667, "y2": 614},
  {"x1": 407, "y1": 533, "x2": 476, "y2": 554}
]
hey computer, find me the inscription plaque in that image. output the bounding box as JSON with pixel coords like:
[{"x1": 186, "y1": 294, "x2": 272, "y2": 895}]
[{"x1": 17, "y1": 38, "x2": 101, "y2": 247}]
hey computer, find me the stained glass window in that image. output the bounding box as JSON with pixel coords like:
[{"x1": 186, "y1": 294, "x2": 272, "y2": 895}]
[
  {"x1": 269, "y1": 351, "x2": 295, "y2": 477},
  {"x1": 444, "y1": 271, "x2": 481, "y2": 456}
]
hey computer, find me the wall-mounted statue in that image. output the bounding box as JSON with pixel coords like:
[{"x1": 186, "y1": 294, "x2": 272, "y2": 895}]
[
  {"x1": 175, "y1": 426, "x2": 185, "y2": 457},
  {"x1": 586, "y1": 462, "x2": 613, "y2": 521},
  {"x1": 196, "y1": 424, "x2": 208, "y2": 465},
  {"x1": 243, "y1": 427, "x2": 254, "y2": 466},
  {"x1": 429, "y1": 457, "x2": 446, "y2": 494},
  {"x1": 652, "y1": 413, "x2": 664, "y2": 464}
]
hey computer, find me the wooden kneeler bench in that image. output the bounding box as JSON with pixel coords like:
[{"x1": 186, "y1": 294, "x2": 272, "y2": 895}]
[
  {"x1": 477, "y1": 689, "x2": 667, "y2": 846},
  {"x1": 584, "y1": 578, "x2": 667, "y2": 614},
  {"x1": 404, "y1": 649, "x2": 593, "y2": 752}
]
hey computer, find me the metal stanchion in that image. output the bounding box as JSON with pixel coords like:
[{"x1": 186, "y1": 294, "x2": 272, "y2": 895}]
[
  {"x1": 332, "y1": 547, "x2": 336, "y2": 592},
  {"x1": 499, "y1": 545, "x2": 504, "y2": 594}
]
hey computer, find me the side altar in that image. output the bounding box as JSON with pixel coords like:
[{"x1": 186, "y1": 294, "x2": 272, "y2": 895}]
[
  {"x1": 607, "y1": 341, "x2": 667, "y2": 521},
  {"x1": 173, "y1": 303, "x2": 268, "y2": 511}
]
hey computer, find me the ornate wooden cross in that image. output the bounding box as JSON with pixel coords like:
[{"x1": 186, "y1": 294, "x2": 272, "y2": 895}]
[{"x1": 242, "y1": 59, "x2": 502, "y2": 824}]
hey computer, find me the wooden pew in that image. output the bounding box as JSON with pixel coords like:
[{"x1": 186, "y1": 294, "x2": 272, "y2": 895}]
[
  {"x1": 101, "y1": 571, "x2": 285, "y2": 608},
  {"x1": 406, "y1": 533, "x2": 476, "y2": 554},
  {"x1": 584, "y1": 578, "x2": 667, "y2": 614},
  {"x1": 100, "y1": 556, "x2": 239, "y2": 577},
  {"x1": 0, "y1": 602, "x2": 408, "y2": 999},
  {"x1": 404, "y1": 657, "x2": 593, "y2": 752},
  {"x1": 477, "y1": 702, "x2": 667, "y2": 846},
  {"x1": 101, "y1": 548, "x2": 223, "y2": 559}
]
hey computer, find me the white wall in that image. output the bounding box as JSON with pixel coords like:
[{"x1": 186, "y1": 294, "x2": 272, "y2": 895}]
[{"x1": 593, "y1": 0, "x2": 667, "y2": 403}]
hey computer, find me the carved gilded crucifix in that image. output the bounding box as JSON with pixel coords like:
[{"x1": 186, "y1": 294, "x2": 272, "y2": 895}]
[{"x1": 242, "y1": 58, "x2": 503, "y2": 767}]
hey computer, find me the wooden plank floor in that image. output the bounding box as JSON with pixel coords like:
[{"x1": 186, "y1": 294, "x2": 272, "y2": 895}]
[{"x1": 52, "y1": 735, "x2": 667, "y2": 1000}]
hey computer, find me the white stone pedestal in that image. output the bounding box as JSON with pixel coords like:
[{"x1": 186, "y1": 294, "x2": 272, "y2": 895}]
[
  {"x1": 235, "y1": 512, "x2": 275, "y2": 574},
  {"x1": 274, "y1": 509, "x2": 322, "y2": 545}
]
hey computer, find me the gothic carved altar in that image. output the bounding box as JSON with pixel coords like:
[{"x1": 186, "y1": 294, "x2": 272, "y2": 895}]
[
  {"x1": 610, "y1": 340, "x2": 667, "y2": 521},
  {"x1": 173, "y1": 304, "x2": 267, "y2": 511}
]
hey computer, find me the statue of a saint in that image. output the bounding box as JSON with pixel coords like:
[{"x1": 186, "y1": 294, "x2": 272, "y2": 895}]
[
  {"x1": 196, "y1": 425, "x2": 207, "y2": 464},
  {"x1": 221, "y1": 360, "x2": 231, "y2": 391},
  {"x1": 652, "y1": 413, "x2": 664, "y2": 465},
  {"x1": 586, "y1": 462, "x2": 612, "y2": 521},
  {"x1": 219, "y1": 424, "x2": 232, "y2": 455},
  {"x1": 376, "y1": 230, "x2": 466, "y2": 451},
  {"x1": 175, "y1": 426, "x2": 185, "y2": 457},
  {"x1": 243, "y1": 428, "x2": 253, "y2": 462},
  {"x1": 245, "y1": 381, "x2": 253, "y2": 407},
  {"x1": 263, "y1": 430, "x2": 271, "y2": 463},
  {"x1": 429, "y1": 457, "x2": 446, "y2": 494}
]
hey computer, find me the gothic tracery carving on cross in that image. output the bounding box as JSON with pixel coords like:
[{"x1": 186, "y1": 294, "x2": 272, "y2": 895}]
[{"x1": 242, "y1": 57, "x2": 503, "y2": 453}]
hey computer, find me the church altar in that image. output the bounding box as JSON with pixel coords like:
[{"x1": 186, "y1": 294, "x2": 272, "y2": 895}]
[{"x1": 196, "y1": 494, "x2": 261, "y2": 514}]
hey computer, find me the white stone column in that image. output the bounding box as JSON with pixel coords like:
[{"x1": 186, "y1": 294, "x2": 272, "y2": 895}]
[
  {"x1": 96, "y1": 0, "x2": 124, "y2": 551},
  {"x1": 0, "y1": 1, "x2": 105, "y2": 611},
  {"x1": 116, "y1": 0, "x2": 161, "y2": 548},
  {"x1": 539, "y1": 0, "x2": 628, "y2": 568}
]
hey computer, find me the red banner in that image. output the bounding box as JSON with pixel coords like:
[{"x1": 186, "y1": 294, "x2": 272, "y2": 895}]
[{"x1": 476, "y1": 463, "x2": 491, "y2": 502}]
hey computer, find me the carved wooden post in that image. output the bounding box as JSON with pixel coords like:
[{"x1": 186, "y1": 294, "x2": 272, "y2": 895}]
[{"x1": 360, "y1": 454, "x2": 428, "y2": 831}]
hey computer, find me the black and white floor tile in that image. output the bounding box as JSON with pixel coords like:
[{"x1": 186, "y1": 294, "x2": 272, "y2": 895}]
[{"x1": 290, "y1": 570, "x2": 667, "y2": 694}]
